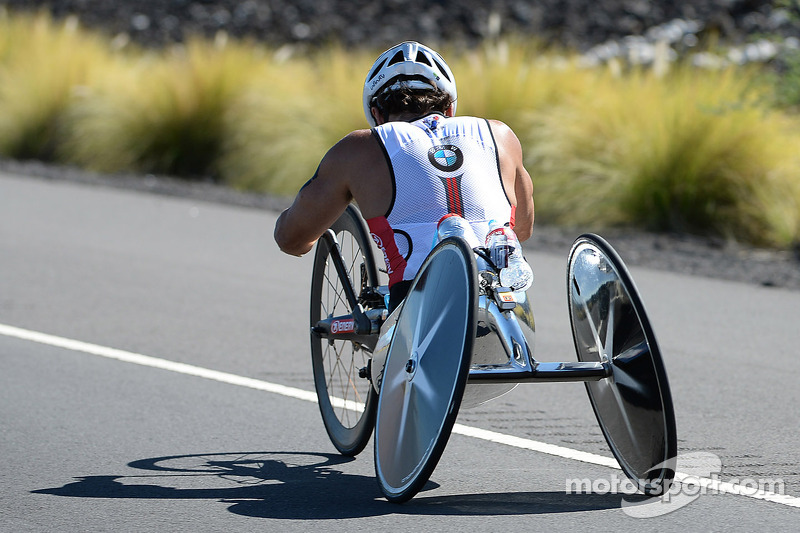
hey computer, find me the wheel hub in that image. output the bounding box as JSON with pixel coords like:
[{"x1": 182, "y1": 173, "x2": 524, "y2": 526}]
[{"x1": 405, "y1": 351, "x2": 418, "y2": 379}]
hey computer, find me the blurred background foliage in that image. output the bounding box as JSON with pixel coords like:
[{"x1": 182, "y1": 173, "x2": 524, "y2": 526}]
[{"x1": 0, "y1": 9, "x2": 799, "y2": 248}]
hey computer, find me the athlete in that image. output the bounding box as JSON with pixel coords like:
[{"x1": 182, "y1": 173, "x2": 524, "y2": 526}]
[{"x1": 274, "y1": 41, "x2": 534, "y2": 309}]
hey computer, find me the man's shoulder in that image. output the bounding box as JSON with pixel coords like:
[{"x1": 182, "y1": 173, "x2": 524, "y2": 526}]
[
  {"x1": 323, "y1": 128, "x2": 384, "y2": 171},
  {"x1": 327, "y1": 128, "x2": 378, "y2": 157},
  {"x1": 484, "y1": 118, "x2": 511, "y2": 131},
  {"x1": 339, "y1": 128, "x2": 377, "y2": 145},
  {"x1": 326, "y1": 129, "x2": 392, "y2": 219},
  {"x1": 484, "y1": 119, "x2": 520, "y2": 144}
]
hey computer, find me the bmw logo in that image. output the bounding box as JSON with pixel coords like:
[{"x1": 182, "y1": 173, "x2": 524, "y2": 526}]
[{"x1": 428, "y1": 145, "x2": 464, "y2": 172}]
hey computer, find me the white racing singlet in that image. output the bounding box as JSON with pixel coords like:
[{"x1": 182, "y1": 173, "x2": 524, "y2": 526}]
[{"x1": 368, "y1": 114, "x2": 512, "y2": 287}]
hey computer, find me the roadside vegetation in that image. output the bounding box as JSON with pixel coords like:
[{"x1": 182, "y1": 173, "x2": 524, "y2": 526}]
[{"x1": 1, "y1": 10, "x2": 799, "y2": 248}]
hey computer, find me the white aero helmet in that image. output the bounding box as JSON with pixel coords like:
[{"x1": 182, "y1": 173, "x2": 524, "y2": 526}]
[{"x1": 362, "y1": 41, "x2": 457, "y2": 127}]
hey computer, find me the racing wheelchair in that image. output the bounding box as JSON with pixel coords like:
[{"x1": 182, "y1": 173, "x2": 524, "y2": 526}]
[{"x1": 309, "y1": 205, "x2": 677, "y2": 503}]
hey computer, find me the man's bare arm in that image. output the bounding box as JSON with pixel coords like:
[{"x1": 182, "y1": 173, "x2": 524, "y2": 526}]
[
  {"x1": 489, "y1": 120, "x2": 534, "y2": 241},
  {"x1": 274, "y1": 129, "x2": 391, "y2": 256},
  {"x1": 273, "y1": 137, "x2": 355, "y2": 256},
  {"x1": 512, "y1": 153, "x2": 534, "y2": 242}
]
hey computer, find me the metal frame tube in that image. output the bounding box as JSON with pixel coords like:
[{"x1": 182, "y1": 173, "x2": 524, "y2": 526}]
[{"x1": 468, "y1": 360, "x2": 611, "y2": 383}]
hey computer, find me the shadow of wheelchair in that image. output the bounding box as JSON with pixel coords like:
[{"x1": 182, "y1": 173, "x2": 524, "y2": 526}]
[{"x1": 33, "y1": 451, "x2": 638, "y2": 519}]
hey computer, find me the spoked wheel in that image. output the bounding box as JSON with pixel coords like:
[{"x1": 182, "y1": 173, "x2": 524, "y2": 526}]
[
  {"x1": 567, "y1": 234, "x2": 677, "y2": 496},
  {"x1": 374, "y1": 237, "x2": 478, "y2": 503},
  {"x1": 310, "y1": 205, "x2": 380, "y2": 456}
]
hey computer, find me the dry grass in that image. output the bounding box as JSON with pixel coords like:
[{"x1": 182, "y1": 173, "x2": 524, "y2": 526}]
[
  {"x1": 0, "y1": 11, "x2": 113, "y2": 160},
  {"x1": 1, "y1": 8, "x2": 798, "y2": 247},
  {"x1": 219, "y1": 45, "x2": 369, "y2": 193},
  {"x1": 527, "y1": 65, "x2": 800, "y2": 247},
  {"x1": 64, "y1": 35, "x2": 266, "y2": 178}
]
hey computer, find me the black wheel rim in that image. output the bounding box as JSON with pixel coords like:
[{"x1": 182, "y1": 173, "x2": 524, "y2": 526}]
[
  {"x1": 567, "y1": 234, "x2": 677, "y2": 496},
  {"x1": 310, "y1": 206, "x2": 379, "y2": 456}
]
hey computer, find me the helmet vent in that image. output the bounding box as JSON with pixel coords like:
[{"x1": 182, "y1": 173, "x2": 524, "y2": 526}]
[
  {"x1": 432, "y1": 57, "x2": 451, "y2": 81},
  {"x1": 387, "y1": 50, "x2": 405, "y2": 66},
  {"x1": 368, "y1": 58, "x2": 387, "y2": 82},
  {"x1": 415, "y1": 51, "x2": 432, "y2": 66}
]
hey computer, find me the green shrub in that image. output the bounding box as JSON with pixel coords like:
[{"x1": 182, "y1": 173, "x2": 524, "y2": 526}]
[
  {"x1": 1, "y1": 8, "x2": 798, "y2": 248},
  {"x1": 454, "y1": 39, "x2": 594, "y2": 127},
  {"x1": 219, "y1": 46, "x2": 368, "y2": 193},
  {"x1": 527, "y1": 65, "x2": 800, "y2": 247},
  {"x1": 773, "y1": 50, "x2": 800, "y2": 110},
  {"x1": 65, "y1": 36, "x2": 265, "y2": 178},
  {"x1": 0, "y1": 11, "x2": 112, "y2": 160}
]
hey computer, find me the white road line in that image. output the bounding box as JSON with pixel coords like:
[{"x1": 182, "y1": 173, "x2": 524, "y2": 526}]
[
  {"x1": 2, "y1": 322, "x2": 798, "y2": 509},
  {"x1": 0, "y1": 323, "x2": 317, "y2": 404},
  {"x1": 451, "y1": 424, "x2": 619, "y2": 468}
]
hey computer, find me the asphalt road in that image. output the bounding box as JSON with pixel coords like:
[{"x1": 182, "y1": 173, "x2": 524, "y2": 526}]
[{"x1": 2, "y1": 172, "x2": 799, "y2": 531}]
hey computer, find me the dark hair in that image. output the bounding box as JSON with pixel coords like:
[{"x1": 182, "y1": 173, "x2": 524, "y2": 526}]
[{"x1": 373, "y1": 85, "x2": 452, "y2": 120}]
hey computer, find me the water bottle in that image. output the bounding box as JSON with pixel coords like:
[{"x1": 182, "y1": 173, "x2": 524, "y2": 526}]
[
  {"x1": 436, "y1": 214, "x2": 480, "y2": 248},
  {"x1": 486, "y1": 221, "x2": 534, "y2": 292},
  {"x1": 501, "y1": 245, "x2": 534, "y2": 292},
  {"x1": 485, "y1": 220, "x2": 510, "y2": 270}
]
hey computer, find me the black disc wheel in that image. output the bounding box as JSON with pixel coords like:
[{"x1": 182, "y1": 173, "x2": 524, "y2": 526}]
[
  {"x1": 374, "y1": 237, "x2": 478, "y2": 503},
  {"x1": 310, "y1": 205, "x2": 379, "y2": 456},
  {"x1": 567, "y1": 234, "x2": 677, "y2": 496}
]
